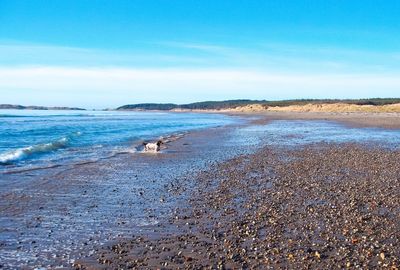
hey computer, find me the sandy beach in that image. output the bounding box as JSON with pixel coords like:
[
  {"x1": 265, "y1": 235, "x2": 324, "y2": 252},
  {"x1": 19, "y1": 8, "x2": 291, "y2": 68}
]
[
  {"x1": 235, "y1": 111, "x2": 400, "y2": 130},
  {"x1": 172, "y1": 103, "x2": 400, "y2": 129},
  {"x1": 72, "y1": 112, "x2": 400, "y2": 270}
]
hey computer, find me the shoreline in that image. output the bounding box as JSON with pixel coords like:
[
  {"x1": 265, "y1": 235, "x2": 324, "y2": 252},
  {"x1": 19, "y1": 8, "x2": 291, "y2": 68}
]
[
  {"x1": 75, "y1": 143, "x2": 400, "y2": 269},
  {"x1": 75, "y1": 142, "x2": 400, "y2": 269},
  {"x1": 115, "y1": 109, "x2": 400, "y2": 129},
  {"x1": 1, "y1": 113, "x2": 399, "y2": 268},
  {"x1": 0, "y1": 118, "x2": 260, "y2": 269},
  {"x1": 73, "y1": 116, "x2": 400, "y2": 269},
  {"x1": 227, "y1": 111, "x2": 400, "y2": 130}
]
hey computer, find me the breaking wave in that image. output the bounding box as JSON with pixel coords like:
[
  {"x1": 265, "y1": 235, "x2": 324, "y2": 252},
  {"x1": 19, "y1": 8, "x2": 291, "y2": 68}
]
[{"x1": 0, "y1": 135, "x2": 77, "y2": 164}]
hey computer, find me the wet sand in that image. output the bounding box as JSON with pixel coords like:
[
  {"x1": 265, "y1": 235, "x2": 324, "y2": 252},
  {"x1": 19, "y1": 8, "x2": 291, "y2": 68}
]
[
  {"x1": 77, "y1": 144, "x2": 400, "y2": 269},
  {"x1": 230, "y1": 111, "x2": 400, "y2": 129},
  {"x1": 73, "y1": 118, "x2": 400, "y2": 269},
  {"x1": 0, "y1": 122, "x2": 268, "y2": 269}
]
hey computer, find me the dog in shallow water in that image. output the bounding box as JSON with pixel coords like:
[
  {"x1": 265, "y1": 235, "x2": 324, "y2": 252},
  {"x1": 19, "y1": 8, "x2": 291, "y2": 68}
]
[{"x1": 143, "y1": 140, "x2": 163, "y2": 152}]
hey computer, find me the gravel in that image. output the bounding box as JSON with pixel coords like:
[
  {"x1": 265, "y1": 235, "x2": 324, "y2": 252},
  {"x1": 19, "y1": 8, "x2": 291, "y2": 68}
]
[{"x1": 75, "y1": 143, "x2": 400, "y2": 269}]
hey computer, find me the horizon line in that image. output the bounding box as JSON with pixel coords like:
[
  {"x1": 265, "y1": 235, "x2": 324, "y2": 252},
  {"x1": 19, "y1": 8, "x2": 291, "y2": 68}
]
[{"x1": 2, "y1": 97, "x2": 400, "y2": 111}]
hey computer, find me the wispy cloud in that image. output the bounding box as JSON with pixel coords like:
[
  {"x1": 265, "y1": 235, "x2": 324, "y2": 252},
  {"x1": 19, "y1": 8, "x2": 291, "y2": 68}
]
[
  {"x1": 158, "y1": 40, "x2": 400, "y2": 73},
  {"x1": 0, "y1": 42, "x2": 211, "y2": 67},
  {"x1": 159, "y1": 41, "x2": 228, "y2": 52},
  {"x1": 2, "y1": 40, "x2": 400, "y2": 73}
]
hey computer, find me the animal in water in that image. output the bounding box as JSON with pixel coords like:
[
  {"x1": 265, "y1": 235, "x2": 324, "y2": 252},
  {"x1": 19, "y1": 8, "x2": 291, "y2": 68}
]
[{"x1": 143, "y1": 140, "x2": 163, "y2": 152}]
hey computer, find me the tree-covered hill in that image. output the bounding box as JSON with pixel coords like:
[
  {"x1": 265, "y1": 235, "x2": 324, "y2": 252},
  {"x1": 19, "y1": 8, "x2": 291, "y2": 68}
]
[{"x1": 117, "y1": 98, "x2": 400, "y2": 111}]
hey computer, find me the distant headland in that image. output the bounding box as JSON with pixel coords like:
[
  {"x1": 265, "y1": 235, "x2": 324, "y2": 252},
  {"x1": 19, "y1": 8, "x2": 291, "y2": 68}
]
[
  {"x1": 116, "y1": 98, "x2": 400, "y2": 113},
  {"x1": 0, "y1": 104, "x2": 86, "y2": 111}
]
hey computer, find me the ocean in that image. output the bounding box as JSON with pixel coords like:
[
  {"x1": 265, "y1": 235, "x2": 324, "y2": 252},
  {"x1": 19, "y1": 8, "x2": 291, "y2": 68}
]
[{"x1": 0, "y1": 110, "x2": 234, "y2": 172}]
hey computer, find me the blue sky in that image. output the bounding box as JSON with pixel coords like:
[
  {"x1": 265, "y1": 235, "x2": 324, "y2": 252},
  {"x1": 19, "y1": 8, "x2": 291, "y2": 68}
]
[{"x1": 1, "y1": 0, "x2": 400, "y2": 108}]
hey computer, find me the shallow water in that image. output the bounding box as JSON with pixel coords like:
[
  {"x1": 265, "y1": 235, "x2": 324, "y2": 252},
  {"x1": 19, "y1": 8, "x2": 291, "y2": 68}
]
[
  {"x1": 0, "y1": 110, "x2": 234, "y2": 172},
  {"x1": 234, "y1": 120, "x2": 400, "y2": 148},
  {"x1": 0, "y1": 117, "x2": 399, "y2": 268}
]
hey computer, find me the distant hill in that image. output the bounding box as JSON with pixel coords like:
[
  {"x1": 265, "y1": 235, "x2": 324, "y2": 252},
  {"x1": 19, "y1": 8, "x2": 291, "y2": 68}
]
[
  {"x1": 117, "y1": 98, "x2": 400, "y2": 111},
  {"x1": 0, "y1": 104, "x2": 86, "y2": 110},
  {"x1": 117, "y1": 99, "x2": 267, "y2": 111},
  {"x1": 116, "y1": 103, "x2": 178, "y2": 111}
]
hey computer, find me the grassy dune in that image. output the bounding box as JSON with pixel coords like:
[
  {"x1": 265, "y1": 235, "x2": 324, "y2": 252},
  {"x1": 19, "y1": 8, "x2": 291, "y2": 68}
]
[
  {"x1": 118, "y1": 99, "x2": 400, "y2": 113},
  {"x1": 227, "y1": 103, "x2": 400, "y2": 113}
]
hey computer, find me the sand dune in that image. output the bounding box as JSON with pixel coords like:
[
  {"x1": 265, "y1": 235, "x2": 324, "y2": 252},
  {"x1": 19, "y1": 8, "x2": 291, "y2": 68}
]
[{"x1": 227, "y1": 103, "x2": 400, "y2": 113}]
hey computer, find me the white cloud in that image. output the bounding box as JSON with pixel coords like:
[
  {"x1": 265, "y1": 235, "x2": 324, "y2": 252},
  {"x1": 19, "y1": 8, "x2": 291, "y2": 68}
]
[{"x1": 0, "y1": 66, "x2": 399, "y2": 108}]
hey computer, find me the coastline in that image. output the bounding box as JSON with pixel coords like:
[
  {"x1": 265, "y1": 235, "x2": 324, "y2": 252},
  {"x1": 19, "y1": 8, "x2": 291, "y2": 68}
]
[
  {"x1": 75, "y1": 141, "x2": 400, "y2": 269},
  {"x1": 118, "y1": 108, "x2": 400, "y2": 129},
  {"x1": 1, "y1": 112, "x2": 399, "y2": 268},
  {"x1": 4, "y1": 1, "x2": 400, "y2": 268},
  {"x1": 181, "y1": 109, "x2": 400, "y2": 130},
  {"x1": 0, "y1": 117, "x2": 260, "y2": 269},
  {"x1": 73, "y1": 114, "x2": 400, "y2": 269},
  {"x1": 227, "y1": 111, "x2": 400, "y2": 130}
]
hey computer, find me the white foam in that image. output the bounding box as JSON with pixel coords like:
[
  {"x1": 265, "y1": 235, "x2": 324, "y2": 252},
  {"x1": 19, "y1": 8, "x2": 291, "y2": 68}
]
[
  {"x1": 0, "y1": 148, "x2": 27, "y2": 163},
  {"x1": 0, "y1": 137, "x2": 71, "y2": 164},
  {"x1": 113, "y1": 148, "x2": 137, "y2": 155}
]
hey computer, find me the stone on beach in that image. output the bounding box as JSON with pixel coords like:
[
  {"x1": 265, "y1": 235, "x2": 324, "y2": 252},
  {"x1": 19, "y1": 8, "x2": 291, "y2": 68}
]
[{"x1": 75, "y1": 143, "x2": 400, "y2": 269}]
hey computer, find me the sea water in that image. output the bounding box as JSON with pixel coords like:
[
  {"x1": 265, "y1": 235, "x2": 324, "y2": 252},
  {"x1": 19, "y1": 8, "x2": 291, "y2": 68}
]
[
  {"x1": 0, "y1": 110, "x2": 234, "y2": 172},
  {"x1": 233, "y1": 120, "x2": 400, "y2": 148}
]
